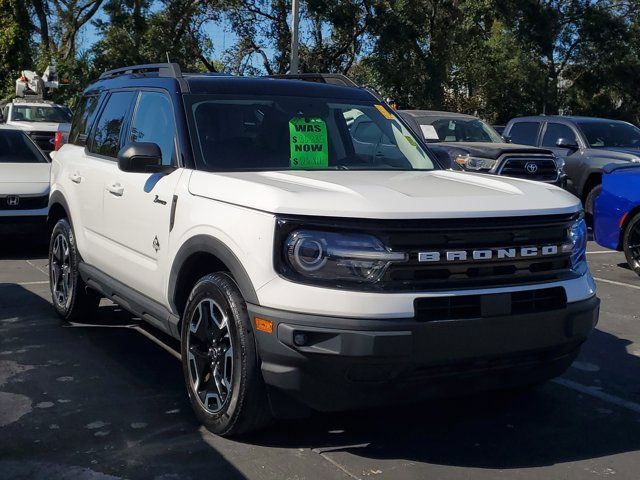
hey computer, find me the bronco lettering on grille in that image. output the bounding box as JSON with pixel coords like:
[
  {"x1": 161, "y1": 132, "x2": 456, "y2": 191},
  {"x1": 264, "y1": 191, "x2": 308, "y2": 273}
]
[{"x1": 418, "y1": 245, "x2": 559, "y2": 263}]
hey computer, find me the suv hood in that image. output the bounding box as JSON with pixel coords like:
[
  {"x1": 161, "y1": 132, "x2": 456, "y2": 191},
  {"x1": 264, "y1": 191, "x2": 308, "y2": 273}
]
[
  {"x1": 0, "y1": 163, "x2": 50, "y2": 195},
  {"x1": 432, "y1": 142, "x2": 553, "y2": 160},
  {"x1": 189, "y1": 169, "x2": 579, "y2": 219}
]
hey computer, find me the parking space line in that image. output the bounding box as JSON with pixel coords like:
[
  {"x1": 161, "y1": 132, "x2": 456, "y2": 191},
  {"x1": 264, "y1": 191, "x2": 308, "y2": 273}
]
[
  {"x1": 586, "y1": 250, "x2": 619, "y2": 255},
  {"x1": 25, "y1": 260, "x2": 48, "y2": 276},
  {"x1": 553, "y1": 378, "x2": 640, "y2": 414},
  {"x1": 593, "y1": 277, "x2": 640, "y2": 290},
  {"x1": 17, "y1": 281, "x2": 49, "y2": 286}
]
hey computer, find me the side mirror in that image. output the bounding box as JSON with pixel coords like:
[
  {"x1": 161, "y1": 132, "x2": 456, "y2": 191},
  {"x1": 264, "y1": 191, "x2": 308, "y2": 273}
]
[
  {"x1": 502, "y1": 135, "x2": 511, "y2": 143},
  {"x1": 556, "y1": 138, "x2": 579, "y2": 150},
  {"x1": 117, "y1": 142, "x2": 167, "y2": 174}
]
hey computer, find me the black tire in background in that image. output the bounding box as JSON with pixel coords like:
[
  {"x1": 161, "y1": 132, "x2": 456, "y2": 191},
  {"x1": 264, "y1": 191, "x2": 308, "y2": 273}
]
[
  {"x1": 180, "y1": 272, "x2": 272, "y2": 436},
  {"x1": 623, "y1": 212, "x2": 640, "y2": 276},
  {"x1": 49, "y1": 218, "x2": 101, "y2": 322},
  {"x1": 584, "y1": 184, "x2": 603, "y2": 225}
]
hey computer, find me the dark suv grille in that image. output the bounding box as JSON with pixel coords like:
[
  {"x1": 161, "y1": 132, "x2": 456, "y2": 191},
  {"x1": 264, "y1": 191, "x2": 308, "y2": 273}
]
[
  {"x1": 0, "y1": 194, "x2": 49, "y2": 210},
  {"x1": 276, "y1": 213, "x2": 579, "y2": 291},
  {"x1": 499, "y1": 155, "x2": 558, "y2": 182},
  {"x1": 28, "y1": 131, "x2": 55, "y2": 152},
  {"x1": 415, "y1": 287, "x2": 567, "y2": 321}
]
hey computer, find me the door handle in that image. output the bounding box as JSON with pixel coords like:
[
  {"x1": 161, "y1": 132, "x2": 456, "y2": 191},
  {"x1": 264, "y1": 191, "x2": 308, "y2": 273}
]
[
  {"x1": 106, "y1": 183, "x2": 124, "y2": 197},
  {"x1": 69, "y1": 172, "x2": 82, "y2": 184}
]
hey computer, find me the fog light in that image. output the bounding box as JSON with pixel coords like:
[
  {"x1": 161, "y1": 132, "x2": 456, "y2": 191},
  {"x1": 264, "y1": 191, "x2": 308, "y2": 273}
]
[{"x1": 293, "y1": 332, "x2": 308, "y2": 346}]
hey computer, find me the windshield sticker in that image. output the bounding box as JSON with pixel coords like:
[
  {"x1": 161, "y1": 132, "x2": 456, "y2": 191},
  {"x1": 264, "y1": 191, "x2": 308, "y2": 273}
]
[
  {"x1": 420, "y1": 124, "x2": 440, "y2": 140},
  {"x1": 289, "y1": 117, "x2": 329, "y2": 169},
  {"x1": 374, "y1": 104, "x2": 394, "y2": 120}
]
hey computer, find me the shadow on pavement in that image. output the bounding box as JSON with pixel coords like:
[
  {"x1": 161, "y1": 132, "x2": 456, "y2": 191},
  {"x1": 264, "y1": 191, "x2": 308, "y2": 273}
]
[
  {"x1": 0, "y1": 284, "x2": 247, "y2": 480},
  {"x1": 0, "y1": 235, "x2": 48, "y2": 260},
  {"x1": 2, "y1": 282, "x2": 640, "y2": 476}
]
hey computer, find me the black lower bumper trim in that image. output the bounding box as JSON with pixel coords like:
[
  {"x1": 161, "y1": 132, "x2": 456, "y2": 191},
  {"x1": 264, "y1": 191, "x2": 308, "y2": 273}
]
[{"x1": 248, "y1": 295, "x2": 599, "y2": 413}]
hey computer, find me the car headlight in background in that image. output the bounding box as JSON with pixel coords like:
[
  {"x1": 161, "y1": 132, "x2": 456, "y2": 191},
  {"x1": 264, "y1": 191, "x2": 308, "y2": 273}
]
[
  {"x1": 553, "y1": 155, "x2": 565, "y2": 172},
  {"x1": 562, "y1": 217, "x2": 587, "y2": 270},
  {"x1": 283, "y1": 230, "x2": 406, "y2": 284},
  {"x1": 454, "y1": 154, "x2": 497, "y2": 171}
]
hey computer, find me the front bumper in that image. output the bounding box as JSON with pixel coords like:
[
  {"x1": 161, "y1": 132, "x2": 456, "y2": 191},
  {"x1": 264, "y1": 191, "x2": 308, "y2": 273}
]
[
  {"x1": 0, "y1": 214, "x2": 48, "y2": 235},
  {"x1": 249, "y1": 294, "x2": 599, "y2": 414}
]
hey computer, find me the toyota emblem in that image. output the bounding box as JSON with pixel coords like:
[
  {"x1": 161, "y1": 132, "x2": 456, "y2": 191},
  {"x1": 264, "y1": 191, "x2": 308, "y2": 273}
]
[
  {"x1": 6, "y1": 196, "x2": 20, "y2": 206},
  {"x1": 525, "y1": 162, "x2": 539, "y2": 174}
]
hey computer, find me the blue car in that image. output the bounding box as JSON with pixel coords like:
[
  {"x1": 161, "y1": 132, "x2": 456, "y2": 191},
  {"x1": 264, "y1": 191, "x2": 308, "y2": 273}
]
[{"x1": 594, "y1": 163, "x2": 640, "y2": 275}]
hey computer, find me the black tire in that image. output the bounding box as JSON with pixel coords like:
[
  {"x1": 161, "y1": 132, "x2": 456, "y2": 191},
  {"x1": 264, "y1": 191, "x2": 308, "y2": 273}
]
[
  {"x1": 49, "y1": 218, "x2": 101, "y2": 322},
  {"x1": 584, "y1": 183, "x2": 602, "y2": 225},
  {"x1": 623, "y1": 212, "x2": 640, "y2": 276},
  {"x1": 180, "y1": 272, "x2": 272, "y2": 436}
]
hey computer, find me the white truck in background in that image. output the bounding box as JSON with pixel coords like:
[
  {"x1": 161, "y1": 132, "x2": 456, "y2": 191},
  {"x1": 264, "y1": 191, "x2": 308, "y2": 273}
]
[{"x1": 1, "y1": 66, "x2": 72, "y2": 154}]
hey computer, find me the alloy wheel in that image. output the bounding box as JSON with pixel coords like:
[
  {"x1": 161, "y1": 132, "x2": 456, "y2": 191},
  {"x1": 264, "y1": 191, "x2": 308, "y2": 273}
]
[
  {"x1": 628, "y1": 222, "x2": 640, "y2": 270},
  {"x1": 51, "y1": 233, "x2": 72, "y2": 309},
  {"x1": 186, "y1": 298, "x2": 234, "y2": 414}
]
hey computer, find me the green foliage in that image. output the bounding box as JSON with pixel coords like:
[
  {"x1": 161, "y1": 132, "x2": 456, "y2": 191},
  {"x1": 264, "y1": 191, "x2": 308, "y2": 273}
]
[
  {"x1": 0, "y1": 0, "x2": 34, "y2": 100},
  {"x1": 8, "y1": 0, "x2": 640, "y2": 125}
]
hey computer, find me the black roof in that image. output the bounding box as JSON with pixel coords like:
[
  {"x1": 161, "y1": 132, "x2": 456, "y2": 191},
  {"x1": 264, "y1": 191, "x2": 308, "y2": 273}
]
[{"x1": 86, "y1": 63, "x2": 375, "y2": 101}]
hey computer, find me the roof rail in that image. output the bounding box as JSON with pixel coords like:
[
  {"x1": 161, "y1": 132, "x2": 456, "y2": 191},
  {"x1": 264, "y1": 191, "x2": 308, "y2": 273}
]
[
  {"x1": 99, "y1": 63, "x2": 183, "y2": 80},
  {"x1": 267, "y1": 73, "x2": 359, "y2": 88},
  {"x1": 267, "y1": 73, "x2": 384, "y2": 101}
]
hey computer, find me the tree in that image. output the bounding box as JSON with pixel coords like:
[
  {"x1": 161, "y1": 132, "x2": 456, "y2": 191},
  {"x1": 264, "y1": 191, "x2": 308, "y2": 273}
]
[{"x1": 0, "y1": 0, "x2": 34, "y2": 99}]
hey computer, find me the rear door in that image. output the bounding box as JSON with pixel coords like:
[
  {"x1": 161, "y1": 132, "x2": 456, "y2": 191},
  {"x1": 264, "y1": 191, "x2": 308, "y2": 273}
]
[
  {"x1": 507, "y1": 121, "x2": 542, "y2": 147},
  {"x1": 82, "y1": 90, "x2": 137, "y2": 272},
  {"x1": 101, "y1": 90, "x2": 183, "y2": 302}
]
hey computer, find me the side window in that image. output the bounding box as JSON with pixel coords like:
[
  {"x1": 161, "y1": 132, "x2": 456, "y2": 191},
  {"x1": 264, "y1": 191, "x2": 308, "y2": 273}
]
[
  {"x1": 542, "y1": 123, "x2": 577, "y2": 147},
  {"x1": 69, "y1": 94, "x2": 103, "y2": 146},
  {"x1": 508, "y1": 122, "x2": 541, "y2": 146},
  {"x1": 129, "y1": 92, "x2": 177, "y2": 166},
  {"x1": 89, "y1": 91, "x2": 135, "y2": 158},
  {"x1": 353, "y1": 120, "x2": 382, "y2": 144}
]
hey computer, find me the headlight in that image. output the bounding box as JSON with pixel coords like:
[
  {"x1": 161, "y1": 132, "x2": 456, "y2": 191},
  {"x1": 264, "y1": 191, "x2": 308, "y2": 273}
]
[
  {"x1": 454, "y1": 154, "x2": 497, "y2": 171},
  {"x1": 283, "y1": 230, "x2": 406, "y2": 284},
  {"x1": 562, "y1": 217, "x2": 587, "y2": 269},
  {"x1": 553, "y1": 155, "x2": 565, "y2": 171}
]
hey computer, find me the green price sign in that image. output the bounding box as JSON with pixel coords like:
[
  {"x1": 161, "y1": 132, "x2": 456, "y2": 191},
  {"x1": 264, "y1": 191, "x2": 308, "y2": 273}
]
[{"x1": 289, "y1": 117, "x2": 329, "y2": 169}]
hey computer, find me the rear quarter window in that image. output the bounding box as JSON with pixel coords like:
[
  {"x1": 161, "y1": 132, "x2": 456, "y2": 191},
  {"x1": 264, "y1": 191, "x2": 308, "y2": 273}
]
[{"x1": 70, "y1": 94, "x2": 104, "y2": 146}]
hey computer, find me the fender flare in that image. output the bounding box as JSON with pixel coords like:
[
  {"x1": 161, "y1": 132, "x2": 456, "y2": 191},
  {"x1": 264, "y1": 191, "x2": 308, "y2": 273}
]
[
  {"x1": 48, "y1": 190, "x2": 72, "y2": 227},
  {"x1": 168, "y1": 235, "x2": 259, "y2": 313}
]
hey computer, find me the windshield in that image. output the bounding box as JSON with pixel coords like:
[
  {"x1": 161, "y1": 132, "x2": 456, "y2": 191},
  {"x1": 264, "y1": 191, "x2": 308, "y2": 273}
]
[
  {"x1": 0, "y1": 130, "x2": 48, "y2": 163},
  {"x1": 416, "y1": 117, "x2": 503, "y2": 143},
  {"x1": 11, "y1": 105, "x2": 72, "y2": 123},
  {"x1": 577, "y1": 121, "x2": 640, "y2": 149},
  {"x1": 187, "y1": 95, "x2": 436, "y2": 171}
]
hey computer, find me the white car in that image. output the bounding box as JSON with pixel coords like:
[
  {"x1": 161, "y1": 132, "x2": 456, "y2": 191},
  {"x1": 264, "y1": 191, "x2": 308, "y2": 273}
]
[
  {"x1": 48, "y1": 64, "x2": 599, "y2": 437},
  {"x1": 0, "y1": 127, "x2": 50, "y2": 235},
  {"x1": 2, "y1": 99, "x2": 72, "y2": 154}
]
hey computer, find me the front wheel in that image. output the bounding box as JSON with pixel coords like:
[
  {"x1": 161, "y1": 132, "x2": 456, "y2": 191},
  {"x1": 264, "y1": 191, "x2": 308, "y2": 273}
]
[
  {"x1": 623, "y1": 212, "x2": 640, "y2": 276},
  {"x1": 180, "y1": 272, "x2": 272, "y2": 436},
  {"x1": 584, "y1": 184, "x2": 602, "y2": 225},
  {"x1": 49, "y1": 218, "x2": 101, "y2": 322}
]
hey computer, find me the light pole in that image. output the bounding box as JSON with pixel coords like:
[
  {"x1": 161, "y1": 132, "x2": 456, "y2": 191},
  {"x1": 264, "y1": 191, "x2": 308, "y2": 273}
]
[{"x1": 290, "y1": 0, "x2": 300, "y2": 74}]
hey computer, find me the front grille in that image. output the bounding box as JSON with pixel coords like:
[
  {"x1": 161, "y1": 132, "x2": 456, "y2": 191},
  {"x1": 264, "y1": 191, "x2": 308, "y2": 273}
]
[
  {"x1": 275, "y1": 213, "x2": 579, "y2": 291},
  {"x1": 415, "y1": 287, "x2": 567, "y2": 321},
  {"x1": 499, "y1": 155, "x2": 558, "y2": 182},
  {"x1": 0, "y1": 194, "x2": 49, "y2": 210},
  {"x1": 28, "y1": 131, "x2": 55, "y2": 152}
]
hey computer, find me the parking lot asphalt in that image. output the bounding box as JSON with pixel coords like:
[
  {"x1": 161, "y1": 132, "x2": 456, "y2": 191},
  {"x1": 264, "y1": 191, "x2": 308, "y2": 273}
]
[{"x1": 1, "y1": 236, "x2": 639, "y2": 480}]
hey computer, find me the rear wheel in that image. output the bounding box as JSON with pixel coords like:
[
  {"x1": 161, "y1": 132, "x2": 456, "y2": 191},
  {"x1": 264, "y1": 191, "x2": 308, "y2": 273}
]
[
  {"x1": 49, "y1": 218, "x2": 101, "y2": 322},
  {"x1": 623, "y1": 212, "x2": 640, "y2": 276},
  {"x1": 180, "y1": 272, "x2": 272, "y2": 436}
]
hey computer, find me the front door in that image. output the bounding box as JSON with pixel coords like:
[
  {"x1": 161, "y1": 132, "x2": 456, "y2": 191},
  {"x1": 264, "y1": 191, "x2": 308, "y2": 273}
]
[
  {"x1": 540, "y1": 122, "x2": 582, "y2": 193},
  {"x1": 101, "y1": 90, "x2": 183, "y2": 302}
]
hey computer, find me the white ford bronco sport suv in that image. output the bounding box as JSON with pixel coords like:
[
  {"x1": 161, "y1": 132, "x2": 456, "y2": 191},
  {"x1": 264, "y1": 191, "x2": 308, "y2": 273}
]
[{"x1": 48, "y1": 64, "x2": 599, "y2": 436}]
